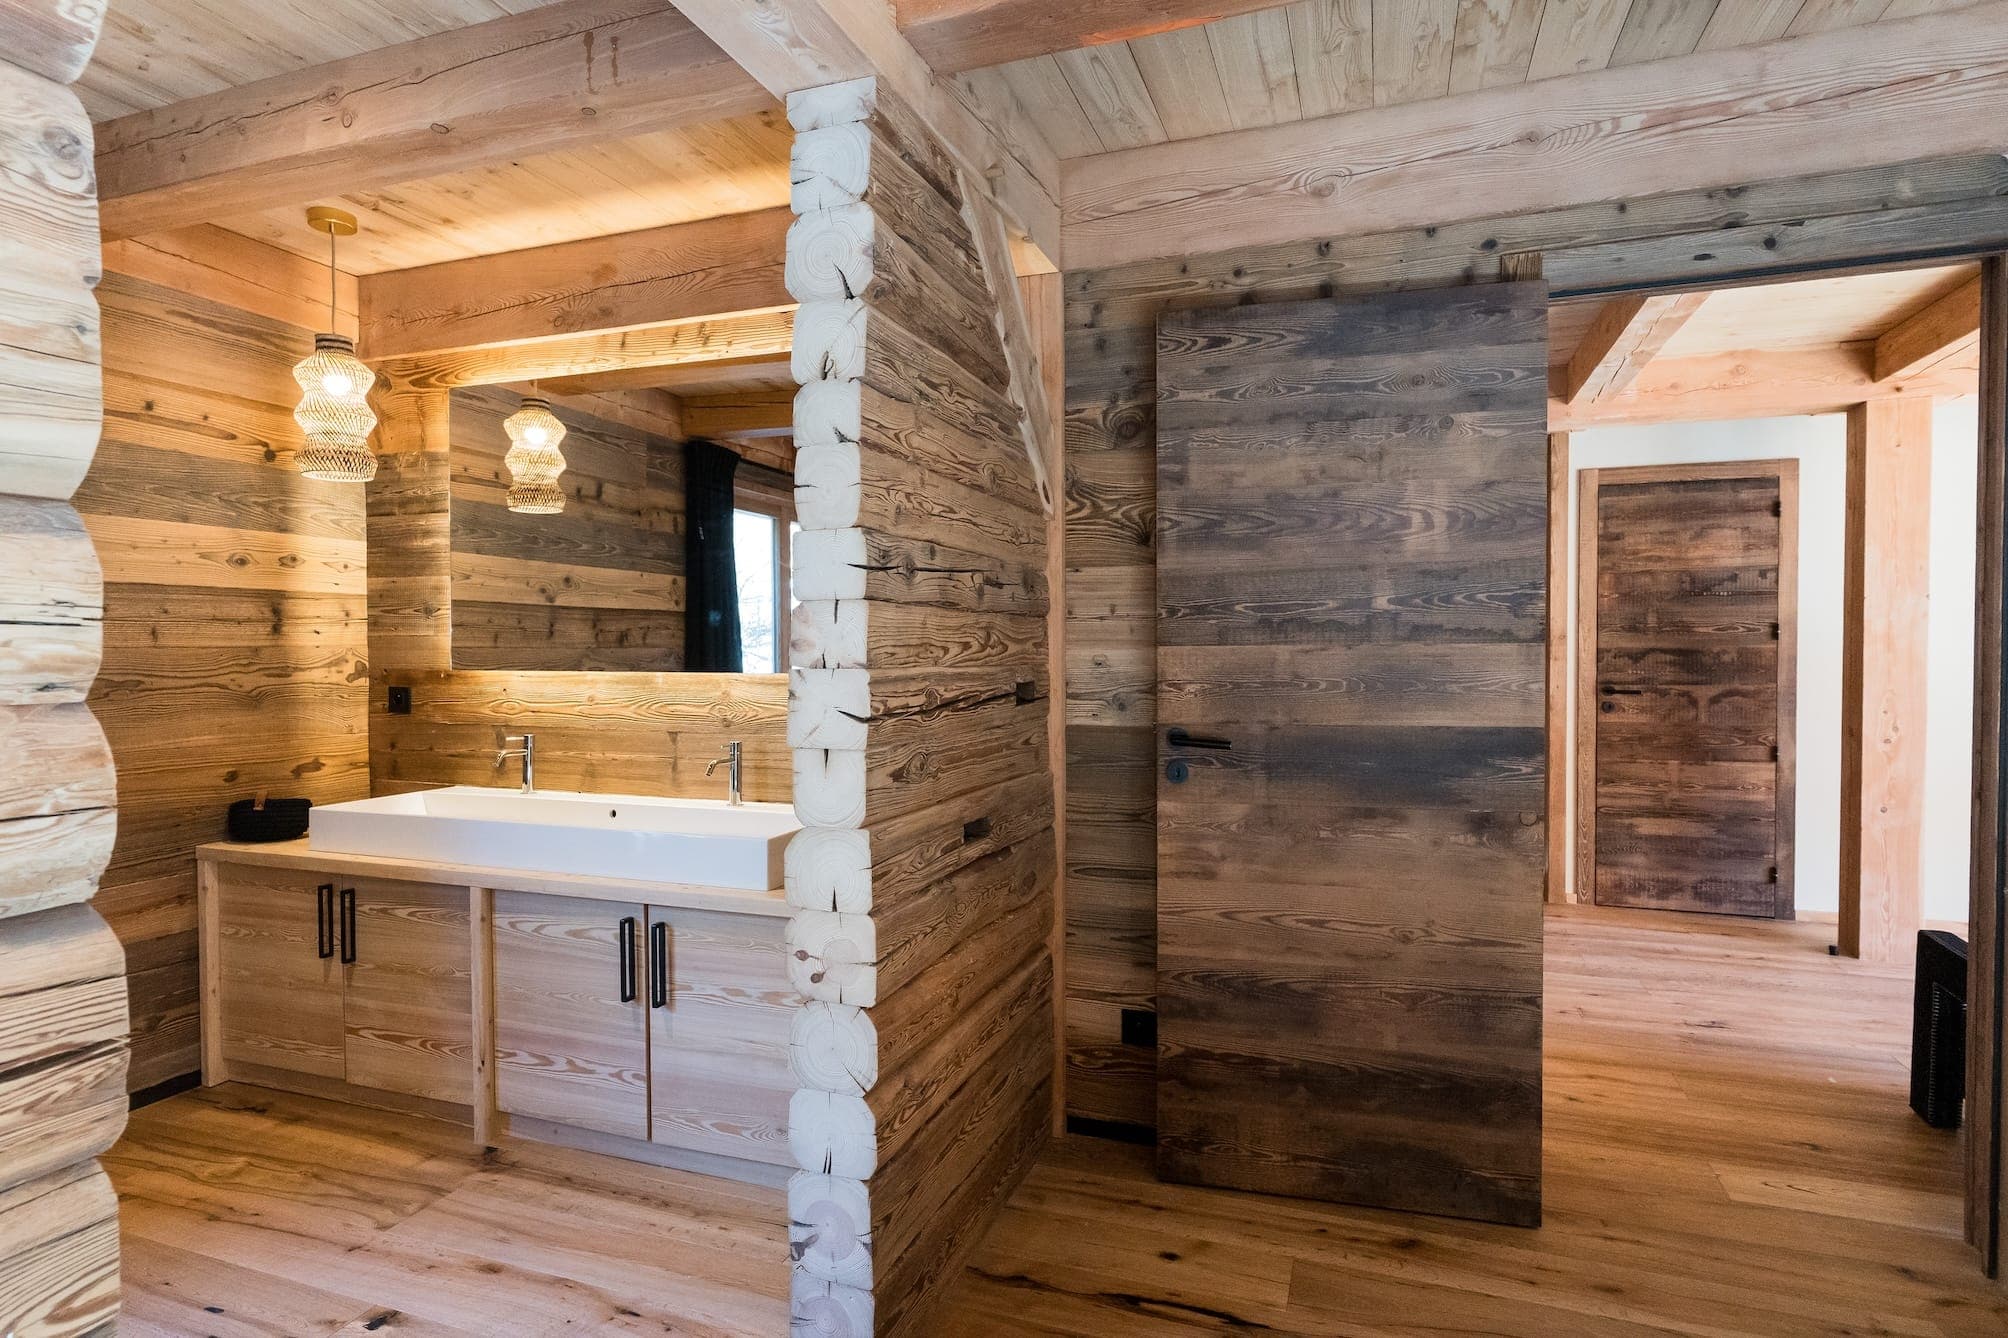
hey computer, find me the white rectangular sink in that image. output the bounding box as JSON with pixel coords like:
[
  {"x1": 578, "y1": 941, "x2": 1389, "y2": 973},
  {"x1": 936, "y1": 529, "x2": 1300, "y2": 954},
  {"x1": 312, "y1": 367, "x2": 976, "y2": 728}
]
[{"x1": 309, "y1": 787, "x2": 798, "y2": 890}]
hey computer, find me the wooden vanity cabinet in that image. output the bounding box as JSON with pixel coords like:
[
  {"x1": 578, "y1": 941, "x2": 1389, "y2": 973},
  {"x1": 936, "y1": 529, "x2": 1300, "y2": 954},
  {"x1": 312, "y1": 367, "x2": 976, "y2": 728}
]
[
  {"x1": 491, "y1": 890, "x2": 650, "y2": 1140},
  {"x1": 212, "y1": 864, "x2": 344, "y2": 1080},
  {"x1": 207, "y1": 863, "x2": 472, "y2": 1104},
  {"x1": 488, "y1": 891, "x2": 794, "y2": 1168},
  {"x1": 646, "y1": 905, "x2": 794, "y2": 1167}
]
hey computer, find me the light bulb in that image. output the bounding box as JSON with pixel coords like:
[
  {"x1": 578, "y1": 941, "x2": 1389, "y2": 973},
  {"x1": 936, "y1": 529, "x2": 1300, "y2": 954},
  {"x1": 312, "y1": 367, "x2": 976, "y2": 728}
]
[
  {"x1": 322, "y1": 371, "x2": 354, "y2": 396},
  {"x1": 524, "y1": 425, "x2": 549, "y2": 446}
]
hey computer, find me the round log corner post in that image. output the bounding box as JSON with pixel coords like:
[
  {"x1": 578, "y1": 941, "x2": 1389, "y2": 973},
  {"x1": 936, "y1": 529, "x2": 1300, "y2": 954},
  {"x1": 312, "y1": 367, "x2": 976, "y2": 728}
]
[
  {"x1": 784, "y1": 74, "x2": 1059, "y2": 1338},
  {"x1": 0, "y1": 3, "x2": 129, "y2": 1334}
]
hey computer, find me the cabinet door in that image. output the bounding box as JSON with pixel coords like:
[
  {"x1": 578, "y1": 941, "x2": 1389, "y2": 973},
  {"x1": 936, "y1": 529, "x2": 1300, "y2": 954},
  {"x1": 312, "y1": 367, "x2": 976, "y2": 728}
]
[
  {"x1": 214, "y1": 865, "x2": 344, "y2": 1079},
  {"x1": 493, "y1": 890, "x2": 648, "y2": 1140},
  {"x1": 343, "y1": 878, "x2": 473, "y2": 1104},
  {"x1": 646, "y1": 907, "x2": 795, "y2": 1167}
]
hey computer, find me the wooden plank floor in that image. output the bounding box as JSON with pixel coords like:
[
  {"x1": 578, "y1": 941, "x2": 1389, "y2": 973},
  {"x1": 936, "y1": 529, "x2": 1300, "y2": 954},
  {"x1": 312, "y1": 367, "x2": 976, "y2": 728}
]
[
  {"x1": 941, "y1": 906, "x2": 2008, "y2": 1336},
  {"x1": 109, "y1": 906, "x2": 2008, "y2": 1335}
]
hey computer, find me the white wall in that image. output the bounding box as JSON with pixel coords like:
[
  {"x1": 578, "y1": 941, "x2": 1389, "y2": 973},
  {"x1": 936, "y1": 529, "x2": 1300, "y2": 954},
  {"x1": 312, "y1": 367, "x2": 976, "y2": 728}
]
[{"x1": 1564, "y1": 402, "x2": 1977, "y2": 925}]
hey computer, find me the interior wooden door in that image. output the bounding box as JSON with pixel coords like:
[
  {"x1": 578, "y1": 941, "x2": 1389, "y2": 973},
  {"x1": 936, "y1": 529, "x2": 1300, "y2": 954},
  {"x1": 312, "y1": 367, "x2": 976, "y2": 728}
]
[
  {"x1": 214, "y1": 866, "x2": 344, "y2": 1079},
  {"x1": 1154, "y1": 282, "x2": 1549, "y2": 1226},
  {"x1": 1580, "y1": 464, "x2": 1796, "y2": 918},
  {"x1": 492, "y1": 890, "x2": 648, "y2": 1140},
  {"x1": 343, "y1": 878, "x2": 474, "y2": 1103}
]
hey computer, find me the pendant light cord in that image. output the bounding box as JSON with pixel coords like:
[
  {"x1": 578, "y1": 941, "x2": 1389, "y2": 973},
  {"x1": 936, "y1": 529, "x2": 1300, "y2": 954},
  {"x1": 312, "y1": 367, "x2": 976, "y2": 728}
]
[{"x1": 328, "y1": 226, "x2": 338, "y2": 333}]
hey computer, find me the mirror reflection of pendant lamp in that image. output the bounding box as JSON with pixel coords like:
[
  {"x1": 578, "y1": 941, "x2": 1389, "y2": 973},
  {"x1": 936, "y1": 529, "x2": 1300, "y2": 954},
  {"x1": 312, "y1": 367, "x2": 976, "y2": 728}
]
[
  {"x1": 292, "y1": 207, "x2": 378, "y2": 482},
  {"x1": 504, "y1": 394, "x2": 568, "y2": 514}
]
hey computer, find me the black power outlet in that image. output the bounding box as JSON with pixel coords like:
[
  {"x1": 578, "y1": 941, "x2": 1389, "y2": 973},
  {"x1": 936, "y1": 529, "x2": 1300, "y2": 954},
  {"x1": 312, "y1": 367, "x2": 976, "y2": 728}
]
[
  {"x1": 1120, "y1": 1008, "x2": 1157, "y2": 1048},
  {"x1": 387, "y1": 686, "x2": 413, "y2": 715}
]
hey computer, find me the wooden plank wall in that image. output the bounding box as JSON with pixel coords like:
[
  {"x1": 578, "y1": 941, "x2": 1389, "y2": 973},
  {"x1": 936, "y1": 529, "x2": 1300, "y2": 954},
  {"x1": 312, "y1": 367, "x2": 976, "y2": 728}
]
[
  {"x1": 367, "y1": 381, "x2": 788, "y2": 802},
  {"x1": 783, "y1": 77, "x2": 1056, "y2": 1337},
  {"x1": 76, "y1": 273, "x2": 372, "y2": 1092},
  {"x1": 0, "y1": 4, "x2": 128, "y2": 1330},
  {"x1": 448, "y1": 385, "x2": 686, "y2": 674},
  {"x1": 1059, "y1": 152, "x2": 2008, "y2": 1131}
]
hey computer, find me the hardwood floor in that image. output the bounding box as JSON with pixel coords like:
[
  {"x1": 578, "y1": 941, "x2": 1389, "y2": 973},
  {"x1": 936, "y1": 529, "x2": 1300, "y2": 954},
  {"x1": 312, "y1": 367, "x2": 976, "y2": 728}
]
[{"x1": 109, "y1": 906, "x2": 2006, "y2": 1335}]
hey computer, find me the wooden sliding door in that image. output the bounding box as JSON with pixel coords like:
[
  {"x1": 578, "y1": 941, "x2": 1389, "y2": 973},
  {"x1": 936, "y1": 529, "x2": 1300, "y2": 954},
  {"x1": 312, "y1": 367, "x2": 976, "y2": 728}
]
[
  {"x1": 1153, "y1": 282, "x2": 1549, "y2": 1226},
  {"x1": 1577, "y1": 463, "x2": 1797, "y2": 918}
]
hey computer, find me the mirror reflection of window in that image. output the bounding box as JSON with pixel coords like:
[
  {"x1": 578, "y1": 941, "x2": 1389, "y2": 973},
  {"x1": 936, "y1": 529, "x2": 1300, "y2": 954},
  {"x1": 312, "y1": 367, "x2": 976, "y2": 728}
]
[{"x1": 734, "y1": 509, "x2": 780, "y2": 675}]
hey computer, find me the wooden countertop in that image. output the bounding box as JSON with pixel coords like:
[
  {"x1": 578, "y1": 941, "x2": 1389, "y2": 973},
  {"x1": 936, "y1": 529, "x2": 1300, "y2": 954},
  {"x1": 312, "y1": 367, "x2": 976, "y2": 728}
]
[{"x1": 196, "y1": 839, "x2": 791, "y2": 918}]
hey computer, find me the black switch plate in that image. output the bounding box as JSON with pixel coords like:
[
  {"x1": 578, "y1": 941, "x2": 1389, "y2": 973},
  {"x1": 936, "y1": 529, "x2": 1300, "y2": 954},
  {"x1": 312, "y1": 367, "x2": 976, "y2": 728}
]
[
  {"x1": 1120, "y1": 1008, "x2": 1157, "y2": 1048},
  {"x1": 387, "y1": 686, "x2": 412, "y2": 715}
]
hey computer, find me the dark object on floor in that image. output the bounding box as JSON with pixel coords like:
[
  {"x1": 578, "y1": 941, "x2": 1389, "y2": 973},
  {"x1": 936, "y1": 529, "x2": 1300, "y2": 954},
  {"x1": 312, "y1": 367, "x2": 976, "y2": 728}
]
[
  {"x1": 227, "y1": 796, "x2": 311, "y2": 843},
  {"x1": 1910, "y1": 929, "x2": 1968, "y2": 1129}
]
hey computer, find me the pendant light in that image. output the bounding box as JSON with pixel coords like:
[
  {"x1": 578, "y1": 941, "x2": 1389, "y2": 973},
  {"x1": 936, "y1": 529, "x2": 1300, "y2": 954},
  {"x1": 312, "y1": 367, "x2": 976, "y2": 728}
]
[
  {"x1": 504, "y1": 392, "x2": 568, "y2": 514},
  {"x1": 293, "y1": 207, "x2": 378, "y2": 482}
]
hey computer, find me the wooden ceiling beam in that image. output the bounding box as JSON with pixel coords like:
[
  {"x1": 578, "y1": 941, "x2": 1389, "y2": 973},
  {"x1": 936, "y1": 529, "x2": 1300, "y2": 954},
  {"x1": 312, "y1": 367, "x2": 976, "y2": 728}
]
[
  {"x1": 1551, "y1": 340, "x2": 1978, "y2": 432},
  {"x1": 897, "y1": 0, "x2": 1286, "y2": 70},
  {"x1": 669, "y1": 0, "x2": 1059, "y2": 267},
  {"x1": 673, "y1": 1, "x2": 1059, "y2": 505},
  {"x1": 1561, "y1": 293, "x2": 1708, "y2": 405},
  {"x1": 1872, "y1": 274, "x2": 1983, "y2": 384},
  {"x1": 371, "y1": 306, "x2": 796, "y2": 391},
  {"x1": 357, "y1": 207, "x2": 793, "y2": 362},
  {"x1": 1063, "y1": 2, "x2": 2008, "y2": 270},
  {"x1": 95, "y1": 0, "x2": 773, "y2": 240}
]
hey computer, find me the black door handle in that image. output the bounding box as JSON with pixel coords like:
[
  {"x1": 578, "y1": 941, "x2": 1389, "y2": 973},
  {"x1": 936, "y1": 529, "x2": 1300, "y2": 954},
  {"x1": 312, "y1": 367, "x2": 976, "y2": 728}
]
[
  {"x1": 1167, "y1": 727, "x2": 1232, "y2": 750},
  {"x1": 649, "y1": 920, "x2": 669, "y2": 1009},
  {"x1": 618, "y1": 916, "x2": 638, "y2": 1003},
  {"x1": 338, "y1": 887, "x2": 357, "y2": 964},
  {"x1": 316, "y1": 884, "x2": 335, "y2": 960}
]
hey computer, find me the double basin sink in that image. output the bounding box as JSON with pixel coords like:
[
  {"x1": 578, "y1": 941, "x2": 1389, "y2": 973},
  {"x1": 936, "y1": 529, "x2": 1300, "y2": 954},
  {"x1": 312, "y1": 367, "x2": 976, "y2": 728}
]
[{"x1": 310, "y1": 787, "x2": 799, "y2": 891}]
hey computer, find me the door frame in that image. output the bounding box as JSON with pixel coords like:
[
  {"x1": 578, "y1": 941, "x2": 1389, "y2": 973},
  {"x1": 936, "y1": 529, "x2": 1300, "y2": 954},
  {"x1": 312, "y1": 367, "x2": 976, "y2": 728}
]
[
  {"x1": 1573, "y1": 459, "x2": 1800, "y2": 919},
  {"x1": 1524, "y1": 234, "x2": 2006, "y2": 1276}
]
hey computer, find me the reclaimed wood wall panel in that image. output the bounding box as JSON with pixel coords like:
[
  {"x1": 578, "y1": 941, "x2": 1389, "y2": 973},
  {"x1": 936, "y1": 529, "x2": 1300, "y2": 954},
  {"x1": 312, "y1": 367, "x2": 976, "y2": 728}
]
[
  {"x1": 448, "y1": 385, "x2": 686, "y2": 673},
  {"x1": 0, "y1": 5, "x2": 125, "y2": 1330},
  {"x1": 1057, "y1": 152, "x2": 2008, "y2": 1131},
  {"x1": 78, "y1": 272, "x2": 371, "y2": 1092},
  {"x1": 1153, "y1": 282, "x2": 1547, "y2": 1225},
  {"x1": 784, "y1": 76, "x2": 1056, "y2": 1337},
  {"x1": 366, "y1": 379, "x2": 788, "y2": 804}
]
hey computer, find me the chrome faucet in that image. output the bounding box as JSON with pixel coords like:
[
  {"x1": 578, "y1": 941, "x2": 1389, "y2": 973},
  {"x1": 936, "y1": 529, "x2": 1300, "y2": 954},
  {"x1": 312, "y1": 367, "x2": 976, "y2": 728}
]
[
  {"x1": 496, "y1": 733, "x2": 536, "y2": 793},
  {"x1": 705, "y1": 741, "x2": 743, "y2": 807}
]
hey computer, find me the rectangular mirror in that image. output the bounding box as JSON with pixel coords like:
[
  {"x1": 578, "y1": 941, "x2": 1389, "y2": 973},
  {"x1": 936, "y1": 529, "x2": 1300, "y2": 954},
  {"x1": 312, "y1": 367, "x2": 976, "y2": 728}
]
[{"x1": 447, "y1": 384, "x2": 795, "y2": 674}]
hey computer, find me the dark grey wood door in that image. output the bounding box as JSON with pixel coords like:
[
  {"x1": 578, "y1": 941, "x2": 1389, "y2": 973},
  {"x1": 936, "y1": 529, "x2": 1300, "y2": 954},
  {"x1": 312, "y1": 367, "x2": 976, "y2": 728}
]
[{"x1": 1154, "y1": 282, "x2": 1549, "y2": 1226}]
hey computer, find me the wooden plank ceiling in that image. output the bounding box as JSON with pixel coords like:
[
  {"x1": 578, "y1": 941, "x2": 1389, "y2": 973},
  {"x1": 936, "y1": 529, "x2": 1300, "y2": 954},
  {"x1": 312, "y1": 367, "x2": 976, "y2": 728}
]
[
  {"x1": 980, "y1": 0, "x2": 1988, "y2": 158},
  {"x1": 77, "y1": 1, "x2": 1987, "y2": 273}
]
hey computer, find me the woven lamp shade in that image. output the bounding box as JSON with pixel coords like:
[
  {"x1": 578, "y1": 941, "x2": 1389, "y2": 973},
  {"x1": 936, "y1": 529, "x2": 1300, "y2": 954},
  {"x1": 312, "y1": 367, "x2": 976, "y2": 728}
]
[{"x1": 293, "y1": 333, "x2": 377, "y2": 482}]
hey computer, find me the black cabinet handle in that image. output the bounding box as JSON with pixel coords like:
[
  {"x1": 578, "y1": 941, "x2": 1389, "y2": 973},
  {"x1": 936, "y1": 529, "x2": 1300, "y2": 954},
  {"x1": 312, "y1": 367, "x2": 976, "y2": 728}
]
[
  {"x1": 649, "y1": 920, "x2": 669, "y2": 1009},
  {"x1": 1168, "y1": 727, "x2": 1232, "y2": 750},
  {"x1": 316, "y1": 884, "x2": 335, "y2": 960},
  {"x1": 338, "y1": 887, "x2": 357, "y2": 964},
  {"x1": 618, "y1": 916, "x2": 638, "y2": 1003}
]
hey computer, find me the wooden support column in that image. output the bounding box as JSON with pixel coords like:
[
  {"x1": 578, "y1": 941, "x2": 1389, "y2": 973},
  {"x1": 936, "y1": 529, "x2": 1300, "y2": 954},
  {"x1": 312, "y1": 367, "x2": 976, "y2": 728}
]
[
  {"x1": 785, "y1": 77, "x2": 1056, "y2": 1337},
  {"x1": 1840, "y1": 397, "x2": 1935, "y2": 961},
  {"x1": 1547, "y1": 432, "x2": 1571, "y2": 901},
  {"x1": 0, "y1": 4, "x2": 127, "y2": 1332}
]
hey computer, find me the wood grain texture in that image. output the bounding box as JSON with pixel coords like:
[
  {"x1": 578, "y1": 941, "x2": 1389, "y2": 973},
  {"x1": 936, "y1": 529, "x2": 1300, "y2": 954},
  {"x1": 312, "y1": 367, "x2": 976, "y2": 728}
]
[
  {"x1": 1840, "y1": 400, "x2": 1933, "y2": 962},
  {"x1": 940, "y1": 907, "x2": 2008, "y2": 1336},
  {"x1": 1582, "y1": 465, "x2": 1795, "y2": 919},
  {"x1": 1153, "y1": 281, "x2": 1546, "y2": 1226},
  {"x1": 80, "y1": 272, "x2": 370, "y2": 1092},
  {"x1": 1061, "y1": 3, "x2": 2008, "y2": 269},
  {"x1": 783, "y1": 77, "x2": 1054, "y2": 1337},
  {"x1": 93, "y1": 0, "x2": 776, "y2": 239},
  {"x1": 1968, "y1": 253, "x2": 2005, "y2": 1272},
  {"x1": 1056, "y1": 152, "x2": 2008, "y2": 1132},
  {"x1": 0, "y1": 8, "x2": 124, "y2": 1326},
  {"x1": 359, "y1": 207, "x2": 793, "y2": 362}
]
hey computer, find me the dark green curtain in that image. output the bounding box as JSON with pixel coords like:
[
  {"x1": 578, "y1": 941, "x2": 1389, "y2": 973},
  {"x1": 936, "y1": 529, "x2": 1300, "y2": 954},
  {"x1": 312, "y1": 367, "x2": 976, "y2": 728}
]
[{"x1": 683, "y1": 437, "x2": 742, "y2": 672}]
